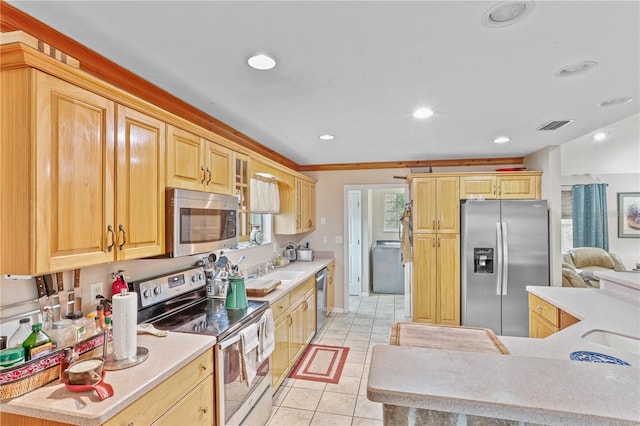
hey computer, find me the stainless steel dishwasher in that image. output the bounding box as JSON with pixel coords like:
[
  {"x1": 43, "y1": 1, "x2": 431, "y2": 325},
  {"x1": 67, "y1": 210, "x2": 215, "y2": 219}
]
[
  {"x1": 372, "y1": 240, "x2": 405, "y2": 294},
  {"x1": 316, "y1": 267, "x2": 328, "y2": 329}
]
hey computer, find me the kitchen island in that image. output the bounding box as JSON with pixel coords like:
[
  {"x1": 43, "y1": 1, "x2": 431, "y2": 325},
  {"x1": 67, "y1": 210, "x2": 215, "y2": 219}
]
[{"x1": 368, "y1": 285, "x2": 640, "y2": 425}]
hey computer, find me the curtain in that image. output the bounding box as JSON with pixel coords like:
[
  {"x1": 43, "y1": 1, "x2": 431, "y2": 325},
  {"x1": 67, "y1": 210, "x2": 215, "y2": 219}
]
[
  {"x1": 572, "y1": 183, "x2": 608, "y2": 250},
  {"x1": 250, "y1": 178, "x2": 280, "y2": 214}
]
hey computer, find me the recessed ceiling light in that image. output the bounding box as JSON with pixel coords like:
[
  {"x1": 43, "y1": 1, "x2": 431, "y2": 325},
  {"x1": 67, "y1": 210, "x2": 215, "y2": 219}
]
[
  {"x1": 598, "y1": 97, "x2": 633, "y2": 107},
  {"x1": 593, "y1": 132, "x2": 607, "y2": 141},
  {"x1": 482, "y1": 1, "x2": 535, "y2": 28},
  {"x1": 494, "y1": 136, "x2": 511, "y2": 144},
  {"x1": 413, "y1": 108, "x2": 434, "y2": 119},
  {"x1": 247, "y1": 54, "x2": 276, "y2": 70},
  {"x1": 555, "y1": 61, "x2": 598, "y2": 77},
  {"x1": 319, "y1": 134, "x2": 334, "y2": 140}
]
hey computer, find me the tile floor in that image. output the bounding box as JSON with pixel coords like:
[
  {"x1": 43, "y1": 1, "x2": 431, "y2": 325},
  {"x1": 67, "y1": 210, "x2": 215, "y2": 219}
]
[{"x1": 267, "y1": 294, "x2": 409, "y2": 426}]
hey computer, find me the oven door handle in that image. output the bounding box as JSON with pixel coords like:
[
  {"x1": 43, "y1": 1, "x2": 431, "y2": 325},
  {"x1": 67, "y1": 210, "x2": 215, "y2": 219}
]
[{"x1": 217, "y1": 315, "x2": 267, "y2": 350}]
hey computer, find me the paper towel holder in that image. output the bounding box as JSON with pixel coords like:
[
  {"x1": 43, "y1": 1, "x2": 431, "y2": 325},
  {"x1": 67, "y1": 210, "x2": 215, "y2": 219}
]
[{"x1": 103, "y1": 347, "x2": 149, "y2": 371}]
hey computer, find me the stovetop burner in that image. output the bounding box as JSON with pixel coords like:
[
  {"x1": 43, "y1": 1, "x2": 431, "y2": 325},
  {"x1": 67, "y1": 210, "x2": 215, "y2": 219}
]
[
  {"x1": 132, "y1": 266, "x2": 269, "y2": 342},
  {"x1": 150, "y1": 298, "x2": 268, "y2": 341}
]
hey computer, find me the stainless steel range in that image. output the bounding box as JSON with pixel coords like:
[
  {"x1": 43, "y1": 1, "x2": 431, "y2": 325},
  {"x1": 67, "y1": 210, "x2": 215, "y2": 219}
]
[{"x1": 131, "y1": 266, "x2": 273, "y2": 426}]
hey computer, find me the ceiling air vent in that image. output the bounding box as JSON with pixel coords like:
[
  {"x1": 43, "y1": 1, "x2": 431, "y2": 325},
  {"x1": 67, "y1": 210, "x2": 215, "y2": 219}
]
[{"x1": 537, "y1": 120, "x2": 574, "y2": 131}]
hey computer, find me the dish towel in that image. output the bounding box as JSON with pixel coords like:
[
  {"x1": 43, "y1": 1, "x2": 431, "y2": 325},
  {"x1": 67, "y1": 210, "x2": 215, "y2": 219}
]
[
  {"x1": 258, "y1": 308, "x2": 275, "y2": 363},
  {"x1": 400, "y1": 208, "x2": 413, "y2": 264},
  {"x1": 239, "y1": 323, "x2": 259, "y2": 387}
]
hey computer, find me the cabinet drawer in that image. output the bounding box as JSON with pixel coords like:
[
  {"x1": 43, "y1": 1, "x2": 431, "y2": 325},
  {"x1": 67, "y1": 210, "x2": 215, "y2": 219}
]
[
  {"x1": 105, "y1": 349, "x2": 213, "y2": 425},
  {"x1": 290, "y1": 277, "x2": 314, "y2": 303},
  {"x1": 271, "y1": 294, "x2": 290, "y2": 320},
  {"x1": 528, "y1": 293, "x2": 559, "y2": 327},
  {"x1": 152, "y1": 375, "x2": 214, "y2": 426}
]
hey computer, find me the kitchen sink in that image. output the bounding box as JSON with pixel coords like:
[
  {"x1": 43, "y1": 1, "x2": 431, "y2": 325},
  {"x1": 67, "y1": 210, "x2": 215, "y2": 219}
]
[{"x1": 582, "y1": 330, "x2": 640, "y2": 355}]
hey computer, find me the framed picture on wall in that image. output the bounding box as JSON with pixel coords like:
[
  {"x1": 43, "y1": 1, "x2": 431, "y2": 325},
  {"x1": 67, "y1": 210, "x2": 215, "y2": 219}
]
[{"x1": 618, "y1": 192, "x2": 640, "y2": 238}]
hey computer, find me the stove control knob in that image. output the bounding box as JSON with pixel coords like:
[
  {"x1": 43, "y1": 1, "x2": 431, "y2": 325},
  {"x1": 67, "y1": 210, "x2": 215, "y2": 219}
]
[
  {"x1": 143, "y1": 288, "x2": 151, "y2": 298},
  {"x1": 193, "y1": 323, "x2": 201, "y2": 333},
  {"x1": 191, "y1": 275, "x2": 198, "y2": 284},
  {"x1": 153, "y1": 286, "x2": 162, "y2": 295}
]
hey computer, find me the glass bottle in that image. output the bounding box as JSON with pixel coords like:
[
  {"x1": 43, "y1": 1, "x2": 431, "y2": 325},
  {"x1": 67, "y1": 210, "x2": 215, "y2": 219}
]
[
  {"x1": 8, "y1": 318, "x2": 32, "y2": 348},
  {"x1": 85, "y1": 313, "x2": 97, "y2": 338},
  {"x1": 22, "y1": 323, "x2": 52, "y2": 361},
  {"x1": 48, "y1": 319, "x2": 75, "y2": 349},
  {"x1": 59, "y1": 347, "x2": 78, "y2": 383}
]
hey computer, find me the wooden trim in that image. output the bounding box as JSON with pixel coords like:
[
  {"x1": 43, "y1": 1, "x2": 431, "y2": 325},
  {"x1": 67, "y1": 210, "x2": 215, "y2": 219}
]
[
  {"x1": 298, "y1": 157, "x2": 524, "y2": 172},
  {"x1": 0, "y1": 1, "x2": 299, "y2": 170}
]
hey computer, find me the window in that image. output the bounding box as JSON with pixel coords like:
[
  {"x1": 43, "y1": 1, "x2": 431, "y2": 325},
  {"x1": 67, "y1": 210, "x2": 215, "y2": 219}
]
[
  {"x1": 383, "y1": 192, "x2": 405, "y2": 232},
  {"x1": 561, "y1": 189, "x2": 573, "y2": 252},
  {"x1": 249, "y1": 213, "x2": 272, "y2": 244}
]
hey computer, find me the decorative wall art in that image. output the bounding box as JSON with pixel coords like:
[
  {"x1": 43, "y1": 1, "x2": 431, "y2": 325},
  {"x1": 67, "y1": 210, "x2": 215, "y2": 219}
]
[{"x1": 618, "y1": 192, "x2": 640, "y2": 238}]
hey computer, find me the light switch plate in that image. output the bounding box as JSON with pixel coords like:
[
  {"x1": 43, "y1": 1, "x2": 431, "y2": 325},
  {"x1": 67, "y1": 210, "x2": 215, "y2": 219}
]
[{"x1": 335, "y1": 236, "x2": 343, "y2": 244}]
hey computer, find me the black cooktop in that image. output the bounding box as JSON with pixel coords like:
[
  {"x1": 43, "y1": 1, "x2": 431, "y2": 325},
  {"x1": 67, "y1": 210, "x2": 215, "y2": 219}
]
[{"x1": 149, "y1": 297, "x2": 269, "y2": 341}]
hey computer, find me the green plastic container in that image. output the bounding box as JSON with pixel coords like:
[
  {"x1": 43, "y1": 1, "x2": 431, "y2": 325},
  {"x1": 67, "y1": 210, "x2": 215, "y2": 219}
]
[{"x1": 22, "y1": 323, "x2": 52, "y2": 361}]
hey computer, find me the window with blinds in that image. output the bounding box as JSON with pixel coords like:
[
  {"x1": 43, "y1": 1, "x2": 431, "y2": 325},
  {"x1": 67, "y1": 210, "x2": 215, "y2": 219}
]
[{"x1": 561, "y1": 189, "x2": 573, "y2": 252}]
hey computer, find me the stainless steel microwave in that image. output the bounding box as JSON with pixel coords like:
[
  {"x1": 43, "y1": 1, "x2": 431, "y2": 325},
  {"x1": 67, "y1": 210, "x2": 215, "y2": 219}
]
[{"x1": 166, "y1": 188, "x2": 238, "y2": 257}]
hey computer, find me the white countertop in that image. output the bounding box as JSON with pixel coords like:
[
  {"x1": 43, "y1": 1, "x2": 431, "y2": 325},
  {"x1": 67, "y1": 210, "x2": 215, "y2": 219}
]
[
  {"x1": 0, "y1": 332, "x2": 215, "y2": 425},
  {"x1": 246, "y1": 258, "x2": 334, "y2": 304},
  {"x1": 368, "y1": 286, "x2": 640, "y2": 425}
]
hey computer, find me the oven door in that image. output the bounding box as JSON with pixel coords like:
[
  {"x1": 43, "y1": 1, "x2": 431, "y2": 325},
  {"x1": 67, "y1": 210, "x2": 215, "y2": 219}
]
[{"x1": 215, "y1": 324, "x2": 272, "y2": 425}]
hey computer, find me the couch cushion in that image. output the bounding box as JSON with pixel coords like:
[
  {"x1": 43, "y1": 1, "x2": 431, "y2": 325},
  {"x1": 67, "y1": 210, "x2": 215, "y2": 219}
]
[{"x1": 569, "y1": 247, "x2": 615, "y2": 269}]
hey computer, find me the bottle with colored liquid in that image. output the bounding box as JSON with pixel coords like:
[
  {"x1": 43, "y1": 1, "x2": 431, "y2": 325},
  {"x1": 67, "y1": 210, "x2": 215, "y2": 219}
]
[{"x1": 22, "y1": 323, "x2": 52, "y2": 361}]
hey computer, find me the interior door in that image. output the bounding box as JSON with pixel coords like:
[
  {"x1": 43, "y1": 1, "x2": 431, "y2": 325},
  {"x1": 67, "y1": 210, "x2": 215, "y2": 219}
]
[{"x1": 348, "y1": 191, "x2": 362, "y2": 296}]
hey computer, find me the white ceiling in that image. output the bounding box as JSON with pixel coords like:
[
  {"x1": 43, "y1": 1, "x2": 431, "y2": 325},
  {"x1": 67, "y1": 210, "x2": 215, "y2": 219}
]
[{"x1": 8, "y1": 1, "x2": 640, "y2": 166}]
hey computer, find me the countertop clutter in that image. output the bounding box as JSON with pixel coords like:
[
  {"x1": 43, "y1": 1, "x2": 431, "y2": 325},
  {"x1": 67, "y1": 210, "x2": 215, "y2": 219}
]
[
  {"x1": 368, "y1": 284, "x2": 640, "y2": 425},
  {"x1": 0, "y1": 259, "x2": 333, "y2": 425}
]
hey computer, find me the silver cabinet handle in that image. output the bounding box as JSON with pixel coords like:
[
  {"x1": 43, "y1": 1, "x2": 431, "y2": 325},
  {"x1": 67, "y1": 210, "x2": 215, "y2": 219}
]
[{"x1": 496, "y1": 222, "x2": 503, "y2": 296}]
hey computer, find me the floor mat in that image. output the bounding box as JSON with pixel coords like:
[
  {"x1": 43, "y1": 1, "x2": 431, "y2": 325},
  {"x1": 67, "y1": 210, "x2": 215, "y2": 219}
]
[{"x1": 288, "y1": 344, "x2": 350, "y2": 384}]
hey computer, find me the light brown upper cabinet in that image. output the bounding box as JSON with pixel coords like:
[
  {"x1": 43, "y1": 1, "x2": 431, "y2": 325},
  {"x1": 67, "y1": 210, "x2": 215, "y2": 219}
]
[
  {"x1": 273, "y1": 174, "x2": 317, "y2": 235},
  {"x1": 0, "y1": 69, "x2": 166, "y2": 274},
  {"x1": 411, "y1": 176, "x2": 460, "y2": 234},
  {"x1": 459, "y1": 173, "x2": 541, "y2": 200},
  {"x1": 296, "y1": 178, "x2": 316, "y2": 234},
  {"x1": 116, "y1": 106, "x2": 166, "y2": 261},
  {"x1": 166, "y1": 125, "x2": 233, "y2": 195}
]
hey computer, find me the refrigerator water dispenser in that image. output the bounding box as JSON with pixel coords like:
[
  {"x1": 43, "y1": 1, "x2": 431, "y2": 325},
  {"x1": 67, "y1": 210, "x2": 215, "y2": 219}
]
[{"x1": 474, "y1": 248, "x2": 494, "y2": 274}]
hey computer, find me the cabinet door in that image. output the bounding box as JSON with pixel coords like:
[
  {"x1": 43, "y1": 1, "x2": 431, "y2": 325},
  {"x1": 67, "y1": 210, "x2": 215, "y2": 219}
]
[
  {"x1": 204, "y1": 140, "x2": 233, "y2": 194},
  {"x1": 116, "y1": 106, "x2": 166, "y2": 260},
  {"x1": 412, "y1": 234, "x2": 437, "y2": 323},
  {"x1": 234, "y1": 153, "x2": 250, "y2": 242},
  {"x1": 166, "y1": 125, "x2": 204, "y2": 191},
  {"x1": 271, "y1": 313, "x2": 291, "y2": 391},
  {"x1": 459, "y1": 176, "x2": 497, "y2": 200},
  {"x1": 436, "y1": 234, "x2": 460, "y2": 325},
  {"x1": 411, "y1": 178, "x2": 437, "y2": 233},
  {"x1": 307, "y1": 181, "x2": 316, "y2": 231},
  {"x1": 435, "y1": 177, "x2": 460, "y2": 233},
  {"x1": 529, "y1": 311, "x2": 558, "y2": 338},
  {"x1": 289, "y1": 299, "x2": 306, "y2": 363},
  {"x1": 153, "y1": 376, "x2": 214, "y2": 426},
  {"x1": 303, "y1": 290, "x2": 317, "y2": 344},
  {"x1": 35, "y1": 72, "x2": 116, "y2": 272},
  {"x1": 497, "y1": 175, "x2": 539, "y2": 199},
  {"x1": 326, "y1": 261, "x2": 335, "y2": 315}
]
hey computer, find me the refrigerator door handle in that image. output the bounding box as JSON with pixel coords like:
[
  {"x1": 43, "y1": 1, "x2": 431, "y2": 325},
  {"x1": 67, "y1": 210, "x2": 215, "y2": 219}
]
[
  {"x1": 496, "y1": 222, "x2": 503, "y2": 296},
  {"x1": 502, "y1": 222, "x2": 508, "y2": 295}
]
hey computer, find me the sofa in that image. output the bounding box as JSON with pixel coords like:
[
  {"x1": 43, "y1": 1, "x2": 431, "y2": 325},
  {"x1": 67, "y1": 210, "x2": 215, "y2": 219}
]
[{"x1": 562, "y1": 247, "x2": 626, "y2": 288}]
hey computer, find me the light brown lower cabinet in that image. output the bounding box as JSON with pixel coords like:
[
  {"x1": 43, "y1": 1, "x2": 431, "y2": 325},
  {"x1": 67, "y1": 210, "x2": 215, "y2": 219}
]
[
  {"x1": 270, "y1": 277, "x2": 316, "y2": 392},
  {"x1": 528, "y1": 293, "x2": 580, "y2": 338},
  {"x1": 105, "y1": 349, "x2": 214, "y2": 425}
]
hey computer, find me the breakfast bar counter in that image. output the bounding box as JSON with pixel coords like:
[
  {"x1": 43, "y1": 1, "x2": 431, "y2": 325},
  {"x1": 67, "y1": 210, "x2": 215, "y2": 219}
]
[{"x1": 368, "y1": 285, "x2": 640, "y2": 425}]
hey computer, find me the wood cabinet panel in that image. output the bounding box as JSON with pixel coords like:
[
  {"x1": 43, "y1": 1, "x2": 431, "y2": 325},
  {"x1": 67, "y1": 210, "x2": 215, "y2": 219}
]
[
  {"x1": 105, "y1": 350, "x2": 213, "y2": 426},
  {"x1": 459, "y1": 175, "x2": 497, "y2": 199},
  {"x1": 204, "y1": 140, "x2": 233, "y2": 194},
  {"x1": 271, "y1": 312, "x2": 291, "y2": 390},
  {"x1": 436, "y1": 177, "x2": 460, "y2": 233},
  {"x1": 411, "y1": 177, "x2": 459, "y2": 234},
  {"x1": 436, "y1": 235, "x2": 460, "y2": 325},
  {"x1": 497, "y1": 175, "x2": 539, "y2": 199},
  {"x1": 326, "y1": 261, "x2": 335, "y2": 315},
  {"x1": 413, "y1": 234, "x2": 437, "y2": 323},
  {"x1": 528, "y1": 293, "x2": 581, "y2": 338},
  {"x1": 166, "y1": 125, "x2": 204, "y2": 191},
  {"x1": 152, "y1": 371, "x2": 214, "y2": 426},
  {"x1": 528, "y1": 293, "x2": 559, "y2": 326},
  {"x1": 116, "y1": 106, "x2": 165, "y2": 260},
  {"x1": 529, "y1": 311, "x2": 558, "y2": 339},
  {"x1": 411, "y1": 178, "x2": 436, "y2": 233}
]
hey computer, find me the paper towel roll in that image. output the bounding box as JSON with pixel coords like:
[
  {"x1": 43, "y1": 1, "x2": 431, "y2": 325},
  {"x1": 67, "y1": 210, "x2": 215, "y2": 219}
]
[{"x1": 112, "y1": 291, "x2": 137, "y2": 360}]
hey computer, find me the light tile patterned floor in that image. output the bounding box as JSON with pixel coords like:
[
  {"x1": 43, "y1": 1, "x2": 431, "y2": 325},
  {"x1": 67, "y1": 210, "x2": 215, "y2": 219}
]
[{"x1": 267, "y1": 294, "x2": 409, "y2": 426}]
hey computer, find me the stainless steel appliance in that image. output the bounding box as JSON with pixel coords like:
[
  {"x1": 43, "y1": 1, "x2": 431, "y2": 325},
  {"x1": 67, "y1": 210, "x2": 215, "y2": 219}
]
[
  {"x1": 166, "y1": 188, "x2": 238, "y2": 257},
  {"x1": 132, "y1": 267, "x2": 272, "y2": 425},
  {"x1": 372, "y1": 240, "x2": 404, "y2": 294},
  {"x1": 461, "y1": 200, "x2": 549, "y2": 337},
  {"x1": 315, "y1": 267, "x2": 327, "y2": 329}
]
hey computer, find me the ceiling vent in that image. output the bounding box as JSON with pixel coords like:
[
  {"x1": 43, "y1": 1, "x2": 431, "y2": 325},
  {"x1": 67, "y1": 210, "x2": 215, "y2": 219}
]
[{"x1": 537, "y1": 120, "x2": 574, "y2": 131}]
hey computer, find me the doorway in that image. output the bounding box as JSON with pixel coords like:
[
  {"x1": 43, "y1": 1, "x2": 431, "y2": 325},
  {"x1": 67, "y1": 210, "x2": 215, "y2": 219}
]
[{"x1": 344, "y1": 184, "x2": 409, "y2": 304}]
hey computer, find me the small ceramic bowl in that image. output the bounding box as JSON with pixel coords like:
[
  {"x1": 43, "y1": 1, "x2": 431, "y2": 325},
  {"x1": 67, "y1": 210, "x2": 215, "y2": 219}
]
[{"x1": 65, "y1": 357, "x2": 105, "y2": 385}]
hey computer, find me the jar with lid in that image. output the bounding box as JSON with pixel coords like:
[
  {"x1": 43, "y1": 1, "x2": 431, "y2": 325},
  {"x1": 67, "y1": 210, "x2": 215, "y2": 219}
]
[
  {"x1": 85, "y1": 313, "x2": 97, "y2": 338},
  {"x1": 22, "y1": 323, "x2": 52, "y2": 361},
  {"x1": 66, "y1": 312, "x2": 87, "y2": 342},
  {"x1": 48, "y1": 319, "x2": 76, "y2": 349},
  {"x1": 8, "y1": 318, "x2": 32, "y2": 348}
]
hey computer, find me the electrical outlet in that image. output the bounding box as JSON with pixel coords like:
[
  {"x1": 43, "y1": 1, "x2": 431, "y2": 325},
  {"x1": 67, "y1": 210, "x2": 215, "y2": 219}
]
[{"x1": 89, "y1": 282, "x2": 103, "y2": 305}]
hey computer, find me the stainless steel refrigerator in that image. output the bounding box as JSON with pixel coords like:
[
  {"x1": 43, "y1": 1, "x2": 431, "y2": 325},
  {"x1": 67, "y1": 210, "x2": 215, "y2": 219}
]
[{"x1": 461, "y1": 200, "x2": 549, "y2": 337}]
